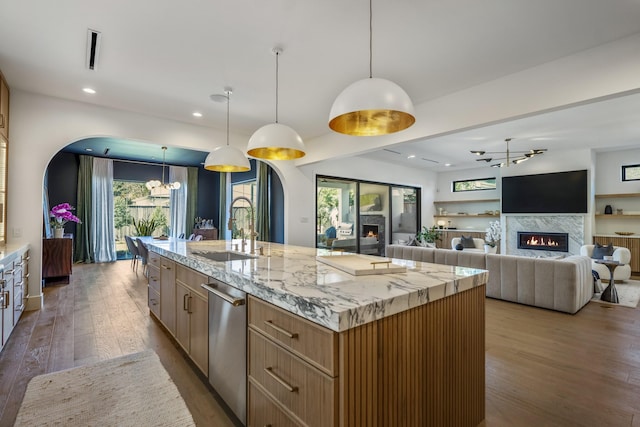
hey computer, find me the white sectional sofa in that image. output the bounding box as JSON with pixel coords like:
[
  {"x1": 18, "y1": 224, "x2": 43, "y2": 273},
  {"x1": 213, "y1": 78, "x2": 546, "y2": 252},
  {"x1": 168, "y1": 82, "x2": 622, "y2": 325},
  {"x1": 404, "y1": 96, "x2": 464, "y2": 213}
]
[{"x1": 386, "y1": 244, "x2": 593, "y2": 314}]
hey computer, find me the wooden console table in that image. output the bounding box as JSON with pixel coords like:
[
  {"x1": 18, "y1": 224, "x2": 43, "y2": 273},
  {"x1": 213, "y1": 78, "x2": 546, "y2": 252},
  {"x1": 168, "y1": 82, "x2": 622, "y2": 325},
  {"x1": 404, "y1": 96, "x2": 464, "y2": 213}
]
[{"x1": 42, "y1": 236, "x2": 73, "y2": 284}]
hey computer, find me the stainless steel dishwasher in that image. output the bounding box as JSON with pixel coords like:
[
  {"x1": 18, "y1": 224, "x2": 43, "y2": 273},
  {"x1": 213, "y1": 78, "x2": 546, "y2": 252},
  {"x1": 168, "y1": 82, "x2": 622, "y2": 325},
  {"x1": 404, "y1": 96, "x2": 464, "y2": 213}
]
[{"x1": 201, "y1": 279, "x2": 247, "y2": 425}]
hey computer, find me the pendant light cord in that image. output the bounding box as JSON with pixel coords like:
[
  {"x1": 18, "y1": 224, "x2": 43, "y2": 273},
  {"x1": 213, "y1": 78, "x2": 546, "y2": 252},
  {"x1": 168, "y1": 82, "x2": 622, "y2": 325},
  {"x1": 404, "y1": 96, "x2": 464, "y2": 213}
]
[
  {"x1": 369, "y1": 0, "x2": 373, "y2": 79},
  {"x1": 161, "y1": 146, "x2": 167, "y2": 185},
  {"x1": 226, "y1": 91, "x2": 230, "y2": 146},
  {"x1": 275, "y1": 50, "x2": 279, "y2": 124}
]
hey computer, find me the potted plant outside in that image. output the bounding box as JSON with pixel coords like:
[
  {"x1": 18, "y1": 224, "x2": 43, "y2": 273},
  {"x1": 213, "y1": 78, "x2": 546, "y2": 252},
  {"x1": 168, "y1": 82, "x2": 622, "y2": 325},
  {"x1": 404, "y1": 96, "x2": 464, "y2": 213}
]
[
  {"x1": 416, "y1": 225, "x2": 442, "y2": 248},
  {"x1": 132, "y1": 217, "x2": 162, "y2": 237}
]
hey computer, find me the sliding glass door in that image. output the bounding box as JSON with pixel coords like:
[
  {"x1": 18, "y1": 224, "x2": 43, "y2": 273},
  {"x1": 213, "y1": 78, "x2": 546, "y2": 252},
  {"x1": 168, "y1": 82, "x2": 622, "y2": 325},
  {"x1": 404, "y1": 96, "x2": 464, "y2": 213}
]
[{"x1": 316, "y1": 175, "x2": 420, "y2": 256}]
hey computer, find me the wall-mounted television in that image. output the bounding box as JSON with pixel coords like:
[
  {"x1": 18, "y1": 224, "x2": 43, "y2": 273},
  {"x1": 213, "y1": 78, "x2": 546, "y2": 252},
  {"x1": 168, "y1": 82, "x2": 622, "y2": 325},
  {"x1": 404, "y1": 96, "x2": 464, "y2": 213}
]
[{"x1": 502, "y1": 170, "x2": 588, "y2": 214}]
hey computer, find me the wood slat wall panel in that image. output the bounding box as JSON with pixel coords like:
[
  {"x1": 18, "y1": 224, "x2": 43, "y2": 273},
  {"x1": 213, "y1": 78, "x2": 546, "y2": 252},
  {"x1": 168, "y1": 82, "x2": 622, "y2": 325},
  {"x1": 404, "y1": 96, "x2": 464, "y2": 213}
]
[
  {"x1": 339, "y1": 285, "x2": 485, "y2": 426},
  {"x1": 593, "y1": 236, "x2": 640, "y2": 272}
]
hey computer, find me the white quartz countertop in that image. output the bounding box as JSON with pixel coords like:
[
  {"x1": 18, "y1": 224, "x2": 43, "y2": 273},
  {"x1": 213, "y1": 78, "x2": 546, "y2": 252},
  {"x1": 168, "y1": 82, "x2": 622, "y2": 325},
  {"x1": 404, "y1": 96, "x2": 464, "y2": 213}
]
[
  {"x1": 144, "y1": 238, "x2": 488, "y2": 332},
  {"x1": 0, "y1": 243, "x2": 30, "y2": 266}
]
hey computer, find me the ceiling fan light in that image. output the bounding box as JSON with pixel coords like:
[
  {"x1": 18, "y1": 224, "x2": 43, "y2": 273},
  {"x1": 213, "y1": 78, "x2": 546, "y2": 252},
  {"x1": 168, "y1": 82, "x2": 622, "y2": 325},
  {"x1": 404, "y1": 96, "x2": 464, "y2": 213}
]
[
  {"x1": 204, "y1": 145, "x2": 251, "y2": 172},
  {"x1": 247, "y1": 123, "x2": 306, "y2": 160},
  {"x1": 513, "y1": 157, "x2": 528, "y2": 164},
  {"x1": 329, "y1": 77, "x2": 415, "y2": 136}
]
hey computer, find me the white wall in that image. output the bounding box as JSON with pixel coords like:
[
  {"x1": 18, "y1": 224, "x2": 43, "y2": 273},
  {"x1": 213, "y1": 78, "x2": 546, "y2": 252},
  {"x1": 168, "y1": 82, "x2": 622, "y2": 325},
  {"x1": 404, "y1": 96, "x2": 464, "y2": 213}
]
[
  {"x1": 9, "y1": 91, "x2": 235, "y2": 309},
  {"x1": 595, "y1": 148, "x2": 640, "y2": 194}
]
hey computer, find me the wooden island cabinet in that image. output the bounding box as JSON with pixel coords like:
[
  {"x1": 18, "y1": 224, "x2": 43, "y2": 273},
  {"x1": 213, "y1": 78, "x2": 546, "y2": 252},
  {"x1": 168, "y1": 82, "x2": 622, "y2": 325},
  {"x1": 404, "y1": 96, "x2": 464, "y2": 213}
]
[{"x1": 248, "y1": 286, "x2": 485, "y2": 427}]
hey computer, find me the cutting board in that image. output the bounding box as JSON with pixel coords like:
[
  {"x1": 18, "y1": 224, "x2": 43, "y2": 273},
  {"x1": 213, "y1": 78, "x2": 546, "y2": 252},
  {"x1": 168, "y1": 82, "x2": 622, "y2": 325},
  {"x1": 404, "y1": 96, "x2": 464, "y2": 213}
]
[{"x1": 316, "y1": 254, "x2": 407, "y2": 276}]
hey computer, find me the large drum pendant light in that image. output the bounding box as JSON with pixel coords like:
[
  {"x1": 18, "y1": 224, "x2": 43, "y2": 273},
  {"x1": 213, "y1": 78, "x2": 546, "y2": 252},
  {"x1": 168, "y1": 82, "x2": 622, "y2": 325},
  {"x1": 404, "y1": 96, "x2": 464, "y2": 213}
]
[
  {"x1": 247, "y1": 48, "x2": 306, "y2": 160},
  {"x1": 329, "y1": 0, "x2": 415, "y2": 136},
  {"x1": 204, "y1": 88, "x2": 251, "y2": 172}
]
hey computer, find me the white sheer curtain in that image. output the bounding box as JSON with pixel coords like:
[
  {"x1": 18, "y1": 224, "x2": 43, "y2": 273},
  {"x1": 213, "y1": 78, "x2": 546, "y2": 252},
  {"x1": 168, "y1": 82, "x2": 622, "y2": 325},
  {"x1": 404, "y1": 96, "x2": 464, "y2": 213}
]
[
  {"x1": 91, "y1": 158, "x2": 117, "y2": 262},
  {"x1": 169, "y1": 166, "x2": 188, "y2": 239}
]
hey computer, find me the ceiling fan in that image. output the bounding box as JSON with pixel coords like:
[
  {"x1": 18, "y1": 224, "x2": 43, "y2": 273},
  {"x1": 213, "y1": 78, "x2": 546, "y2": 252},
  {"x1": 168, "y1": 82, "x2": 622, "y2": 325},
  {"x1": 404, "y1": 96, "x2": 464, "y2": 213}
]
[{"x1": 471, "y1": 138, "x2": 547, "y2": 167}]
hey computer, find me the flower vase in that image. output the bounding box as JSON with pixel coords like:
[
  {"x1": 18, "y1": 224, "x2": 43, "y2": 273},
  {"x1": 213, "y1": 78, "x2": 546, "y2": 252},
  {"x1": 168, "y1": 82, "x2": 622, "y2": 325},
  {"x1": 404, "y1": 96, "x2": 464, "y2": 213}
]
[
  {"x1": 484, "y1": 244, "x2": 497, "y2": 254},
  {"x1": 53, "y1": 228, "x2": 64, "y2": 239}
]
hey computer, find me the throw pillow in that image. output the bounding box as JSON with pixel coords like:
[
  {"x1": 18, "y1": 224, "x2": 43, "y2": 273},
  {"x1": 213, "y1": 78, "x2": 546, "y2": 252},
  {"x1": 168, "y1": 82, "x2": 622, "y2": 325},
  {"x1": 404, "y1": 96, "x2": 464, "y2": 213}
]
[
  {"x1": 591, "y1": 242, "x2": 614, "y2": 259},
  {"x1": 460, "y1": 235, "x2": 476, "y2": 248},
  {"x1": 455, "y1": 243, "x2": 464, "y2": 251}
]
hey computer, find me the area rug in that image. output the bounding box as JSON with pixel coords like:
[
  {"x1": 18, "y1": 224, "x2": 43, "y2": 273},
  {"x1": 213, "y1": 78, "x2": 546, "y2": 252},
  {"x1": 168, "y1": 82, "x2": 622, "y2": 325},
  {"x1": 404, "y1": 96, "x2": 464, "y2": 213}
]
[
  {"x1": 15, "y1": 350, "x2": 195, "y2": 426},
  {"x1": 590, "y1": 280, "x2": 640, "y2": 308}
]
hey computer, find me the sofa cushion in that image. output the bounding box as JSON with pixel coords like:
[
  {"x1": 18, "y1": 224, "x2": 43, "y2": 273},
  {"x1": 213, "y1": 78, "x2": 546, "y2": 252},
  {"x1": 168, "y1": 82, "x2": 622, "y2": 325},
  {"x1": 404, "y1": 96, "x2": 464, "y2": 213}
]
[
  {"x1": 591, "y1": 242, "x2": 614, "y2": 259},
  {"x1": 460, "y1": 235, "x2": 476, "y2": 248}
]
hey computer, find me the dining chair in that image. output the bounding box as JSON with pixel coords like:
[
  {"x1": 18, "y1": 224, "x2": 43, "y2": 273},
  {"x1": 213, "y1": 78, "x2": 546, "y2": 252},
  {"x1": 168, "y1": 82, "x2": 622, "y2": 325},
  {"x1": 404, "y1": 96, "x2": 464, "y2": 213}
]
[
  {"x1": 124, "y1": 236, "x2": 140, "y2": 272},
  {"x1": 135, "y1": 238, "x2": 150, "y2": 277}
]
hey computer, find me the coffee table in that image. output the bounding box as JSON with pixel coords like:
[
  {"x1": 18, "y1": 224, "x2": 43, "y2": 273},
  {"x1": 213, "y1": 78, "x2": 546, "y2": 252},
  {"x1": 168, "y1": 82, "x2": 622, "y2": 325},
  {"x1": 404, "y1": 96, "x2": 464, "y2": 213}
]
[{"x1": 594, "y1": 259, "x2": 623, "y2": 303}]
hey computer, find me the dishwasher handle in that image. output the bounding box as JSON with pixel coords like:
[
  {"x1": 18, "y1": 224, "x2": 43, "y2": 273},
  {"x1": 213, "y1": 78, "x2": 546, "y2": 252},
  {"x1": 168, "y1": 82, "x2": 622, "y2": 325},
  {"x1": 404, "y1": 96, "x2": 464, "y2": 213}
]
[{"x1": 201, "y1": 283, "x2": 246, "y2": 307}]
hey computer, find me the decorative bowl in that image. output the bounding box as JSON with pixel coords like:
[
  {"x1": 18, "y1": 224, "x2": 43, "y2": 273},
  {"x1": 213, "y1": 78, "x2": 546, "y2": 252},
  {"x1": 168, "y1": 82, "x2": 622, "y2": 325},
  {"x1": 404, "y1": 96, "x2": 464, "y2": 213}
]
[{"x1": 614, "y1": 231, "x2": 634, "y2": 236}]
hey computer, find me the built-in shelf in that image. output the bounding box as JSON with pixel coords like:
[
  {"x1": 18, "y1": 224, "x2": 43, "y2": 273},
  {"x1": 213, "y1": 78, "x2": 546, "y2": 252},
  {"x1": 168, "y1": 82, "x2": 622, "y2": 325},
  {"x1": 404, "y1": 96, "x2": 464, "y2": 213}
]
[
  {"x1": 434, "y1": 214, "x2": 498, "y2": 218},
  {"x1": 434, "y1": 198, "x2": 500, "y2": 204},
  {"x1": 595, "y1": 193, "x2": 640, "y2": 199},
  {"x1": 595, "y1": 214, "x2": 640, "y2": 219}
]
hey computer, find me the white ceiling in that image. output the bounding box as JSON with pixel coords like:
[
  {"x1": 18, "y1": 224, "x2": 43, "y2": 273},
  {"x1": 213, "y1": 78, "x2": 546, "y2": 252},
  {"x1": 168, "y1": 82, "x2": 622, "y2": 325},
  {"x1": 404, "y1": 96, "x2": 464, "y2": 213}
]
[{"x1": 2, "y1": 0, "x2": 640, "y2": 169}]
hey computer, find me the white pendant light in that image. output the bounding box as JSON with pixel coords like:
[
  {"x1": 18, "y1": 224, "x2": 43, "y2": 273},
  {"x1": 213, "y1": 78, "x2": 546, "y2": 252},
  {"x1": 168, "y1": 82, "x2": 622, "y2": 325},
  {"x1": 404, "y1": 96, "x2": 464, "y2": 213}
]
[
  {"x1": 204, "y1": 88, "x2": 251, "y2": 172},
  {"x1": 329, "y1": 0, "x2": 415, "y2": 136},
  {"x1": 146, "y1": 146, "x2": 181, "y2": 190},
  {"x1": 247, "y1": 48, "x2": 305, "y2": 160}
]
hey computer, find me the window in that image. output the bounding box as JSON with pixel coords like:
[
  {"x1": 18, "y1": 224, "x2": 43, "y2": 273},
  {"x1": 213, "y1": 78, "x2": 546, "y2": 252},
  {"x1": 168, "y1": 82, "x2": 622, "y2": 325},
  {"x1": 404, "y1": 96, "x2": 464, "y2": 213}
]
[
  {"x1": 230, "y1": 180, "x2": 256, "y2": 238},
  {"x1": 453, "y1": 177, "x2": 496, "y2": 192},
  {"x1": 622, "y1": 164, "x2": 640, "y2": 181},
  {"x1": 113, "y1": 180, "x2": 169, "y2": 259}
]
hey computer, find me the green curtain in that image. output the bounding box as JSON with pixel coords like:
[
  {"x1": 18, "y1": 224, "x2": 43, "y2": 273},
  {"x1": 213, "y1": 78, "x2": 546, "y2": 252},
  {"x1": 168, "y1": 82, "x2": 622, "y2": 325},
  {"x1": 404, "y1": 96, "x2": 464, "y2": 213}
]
[
  {"x1": 186, "y1": 166, "x2": 198, "y2": 235},
  {"x1": 256, "y1": 161, "x2": 271, "y2": 242},
  {"x1": 218, "y1": 172, "x2": 227, "y2": 240},
  {"x1": 74, "y1": 155, "x2": 93, "y2": 263}
]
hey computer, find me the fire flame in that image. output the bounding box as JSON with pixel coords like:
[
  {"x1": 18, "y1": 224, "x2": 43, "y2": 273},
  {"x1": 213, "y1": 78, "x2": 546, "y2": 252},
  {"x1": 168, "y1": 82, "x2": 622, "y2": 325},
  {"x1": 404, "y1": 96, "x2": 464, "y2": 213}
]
[{"x1": 526, "y1": 237, "x2": 559, "y2": 247}]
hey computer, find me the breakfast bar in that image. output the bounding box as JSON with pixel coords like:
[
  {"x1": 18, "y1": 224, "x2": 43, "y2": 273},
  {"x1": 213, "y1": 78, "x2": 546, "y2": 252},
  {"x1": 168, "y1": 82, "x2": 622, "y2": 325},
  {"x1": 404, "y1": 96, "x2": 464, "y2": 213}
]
[{"x1": 145, "y1": 238, "x2": 488, "y2": 426}]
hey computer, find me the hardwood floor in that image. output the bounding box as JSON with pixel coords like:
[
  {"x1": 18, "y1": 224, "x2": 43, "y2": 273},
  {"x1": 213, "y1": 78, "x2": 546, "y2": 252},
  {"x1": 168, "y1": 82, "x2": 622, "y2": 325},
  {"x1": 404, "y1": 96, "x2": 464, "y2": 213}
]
[
  {"x1": 1, "y1": 260, "x2": 640, "y2": 426},
  {"x1": 0, "y1": 260, "x2": 237, "y2": 427}
]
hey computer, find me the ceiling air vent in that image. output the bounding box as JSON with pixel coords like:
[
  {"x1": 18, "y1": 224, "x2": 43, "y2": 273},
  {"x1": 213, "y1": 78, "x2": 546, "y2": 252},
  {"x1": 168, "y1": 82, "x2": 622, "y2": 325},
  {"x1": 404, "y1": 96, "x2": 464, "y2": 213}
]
[{"x1": 86, "y1": 29, "x2": 102, "y2": 71}]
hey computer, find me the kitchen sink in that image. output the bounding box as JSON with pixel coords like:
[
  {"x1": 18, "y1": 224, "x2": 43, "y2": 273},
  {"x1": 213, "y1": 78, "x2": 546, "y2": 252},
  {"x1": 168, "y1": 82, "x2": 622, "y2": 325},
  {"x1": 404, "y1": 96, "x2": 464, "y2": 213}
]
[{"x1": 195, "y1": 251, "x2": 256, "y2": 262}]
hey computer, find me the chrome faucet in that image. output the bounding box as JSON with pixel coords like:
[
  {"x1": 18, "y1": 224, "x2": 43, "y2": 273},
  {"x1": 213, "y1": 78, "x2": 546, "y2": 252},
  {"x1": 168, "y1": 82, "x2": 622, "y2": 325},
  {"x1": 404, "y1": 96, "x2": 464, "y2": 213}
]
[{"x1": 228, "y1": 196, "x2": 257, "y2": 254}]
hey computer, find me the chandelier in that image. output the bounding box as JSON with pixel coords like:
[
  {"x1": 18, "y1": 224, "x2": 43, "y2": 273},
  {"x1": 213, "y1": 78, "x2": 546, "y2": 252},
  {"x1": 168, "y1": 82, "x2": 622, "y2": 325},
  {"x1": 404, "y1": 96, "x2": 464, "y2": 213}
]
[
  {"x1": 145, "y1": 146, "x2": 181, "y2": 190},
  {"x1": 471, "y1": 138, "x2": 547, "y2": 168}
]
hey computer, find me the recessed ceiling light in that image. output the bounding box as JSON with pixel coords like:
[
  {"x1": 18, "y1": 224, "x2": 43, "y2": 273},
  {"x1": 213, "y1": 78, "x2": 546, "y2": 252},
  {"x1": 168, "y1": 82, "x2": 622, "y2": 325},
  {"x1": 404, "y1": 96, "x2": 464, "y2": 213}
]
[
  {"x1": 85, "y1": 148, "x2": 93, "y2": 152},
  {"x1": 83, "y1": 87, "x2": 96, "y2": 94},
  {"x1": 192, "y1": 112, "x2": 203, "y2": 118},
  {"x1": 444, "y1": 163, "x2": 452, "y2": 167},
  {"x1": 407, "y1": 154, "x2": 416, "y2": 159}
]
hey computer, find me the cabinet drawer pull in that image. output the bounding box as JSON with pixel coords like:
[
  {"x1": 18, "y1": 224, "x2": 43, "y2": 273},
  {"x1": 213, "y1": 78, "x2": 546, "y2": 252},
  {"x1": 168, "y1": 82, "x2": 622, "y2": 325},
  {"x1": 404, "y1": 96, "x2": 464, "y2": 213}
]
[
  {"x1": 183, "y1": 293, "x2": 189, "y2": 311},
  {"x1": 15, "y1": 303, "x2": 24, "y2": 312},
  {"x1": 149, "y1": 276, "x2": 158, "y2": 281},
  {"x1": 0, "y1": 279, "x2": 5, "y2": 288},
  {"x1": 187, "y1": 295, "x2": 193, "y2": 314},
  {"x1": 15, "y1": 261, "x2": 24, "y2": 267},
  {"x1": 23, "y1": 256, "x2": 30, "y2": 262},
  {"x1": 0, "y1": 113, "x2": 4, "y2": 128},
  {"x1": 264, "y1": 367, "x2": 298, "y2": 392},
  {"x1": 264, "y1": 320, "x2": 298, "y2": 339},
  {"x1": 24, "y1": 273, "x2": 30, "y2": 279},
  {"x1": 161, "y1": 264, "x2": 171, "y2": 270},
  {"x1": 150, "y1": 298, "x2": 158, "y2": 305},
  {"x1": 4, "y1": 269, "x2": 14, "y2": 275},
  {"x1": 2, "y1": 291, "x2": 8, "y2": 309}
]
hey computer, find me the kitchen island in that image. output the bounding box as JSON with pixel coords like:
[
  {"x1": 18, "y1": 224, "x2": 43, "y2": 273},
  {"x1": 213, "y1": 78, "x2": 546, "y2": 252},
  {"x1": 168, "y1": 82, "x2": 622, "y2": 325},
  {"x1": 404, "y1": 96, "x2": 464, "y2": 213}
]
[{"x1": 144, "y1": 238, "x2": 488, "y2": 426}]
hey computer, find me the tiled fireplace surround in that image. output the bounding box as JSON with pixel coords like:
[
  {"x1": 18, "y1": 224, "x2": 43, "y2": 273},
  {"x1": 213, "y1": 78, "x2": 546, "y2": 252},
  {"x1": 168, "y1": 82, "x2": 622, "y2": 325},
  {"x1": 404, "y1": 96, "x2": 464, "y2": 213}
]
[{"x1": 503, "y1": 215, "x2": 585, "y2": 257}]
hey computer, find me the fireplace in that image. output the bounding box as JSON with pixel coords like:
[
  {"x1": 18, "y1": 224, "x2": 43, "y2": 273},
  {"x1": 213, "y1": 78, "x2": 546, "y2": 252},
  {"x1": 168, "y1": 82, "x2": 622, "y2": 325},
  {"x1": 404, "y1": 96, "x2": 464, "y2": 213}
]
[
  {"x1": 517, "y1": 231, "x2": 569, "y2": 252},
  {"x1": 362, "y1": 224, "x2": 379, "y2": 238}
]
